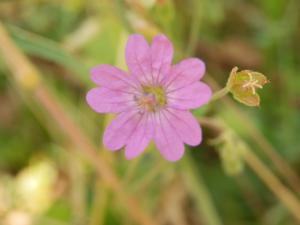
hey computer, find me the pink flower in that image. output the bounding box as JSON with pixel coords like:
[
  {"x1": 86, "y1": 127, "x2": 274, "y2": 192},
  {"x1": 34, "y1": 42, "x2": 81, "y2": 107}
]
[{"x1": 86, "y1": 34, "x2": 212, "y2": 161}]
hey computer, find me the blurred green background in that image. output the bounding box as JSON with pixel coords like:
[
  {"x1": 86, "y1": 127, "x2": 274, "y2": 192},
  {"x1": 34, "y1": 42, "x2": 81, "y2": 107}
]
[{"x1": 1, "y1": 0, "x2": 300, "y2": 225}]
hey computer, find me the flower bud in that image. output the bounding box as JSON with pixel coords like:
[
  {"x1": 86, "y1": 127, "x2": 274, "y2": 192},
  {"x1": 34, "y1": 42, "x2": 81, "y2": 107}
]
[{"x1": 227, "y1": 67, "x2": 269, "y2": 106}]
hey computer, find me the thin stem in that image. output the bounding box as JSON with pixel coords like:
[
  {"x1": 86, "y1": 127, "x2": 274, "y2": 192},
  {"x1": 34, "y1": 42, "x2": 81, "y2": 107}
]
[
  {"x1": 244, "y1": 148, "x2": 300, "y2": 223},
  {"x1": 0, "y1": 22, "x2": 156, "y2": 225},
  {"x1": 234, "y1": 103, "x2": 300, "y2": 194},
  {"x1": 211, "y1": 86, "x2": 230, "y2": 102}
]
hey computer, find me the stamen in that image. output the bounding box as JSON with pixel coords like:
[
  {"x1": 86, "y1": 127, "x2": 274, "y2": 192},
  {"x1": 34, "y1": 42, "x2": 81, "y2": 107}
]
[
  {"x1": 242, "y1": 72, "x2": 263, "y2": 95},
  {"x1": 134, "y1": 85, "x2": 167, "y2": 112}
]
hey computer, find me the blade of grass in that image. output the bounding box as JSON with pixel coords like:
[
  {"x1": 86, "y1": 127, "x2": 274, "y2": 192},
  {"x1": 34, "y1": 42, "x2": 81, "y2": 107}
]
[
  {"x1": 244, "y1": 147, "x2": 300, "y2": 222},
  {"x1": 62, "y1": 17, "x2": 101, "y2": 52},
  {"x1": 6, "y1": 24, "x2": 89, "y2": 84}
]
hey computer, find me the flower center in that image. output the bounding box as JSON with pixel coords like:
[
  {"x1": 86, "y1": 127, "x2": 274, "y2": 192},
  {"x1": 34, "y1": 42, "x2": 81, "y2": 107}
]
[
  {"x1": 242, "y1": 72, "x2": 263, "y2": 94},
  {"x1": 136, "y1": 85, "x2": 167, "y2": 112}
]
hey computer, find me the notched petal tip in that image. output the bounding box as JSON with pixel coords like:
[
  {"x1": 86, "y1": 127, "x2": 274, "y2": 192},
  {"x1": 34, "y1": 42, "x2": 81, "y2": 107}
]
[
  {"x1": 128, "y1": 33, "x2": 148, "y2": 40},
  {"x1": 89, "y1": 64, "x2": 134, "y2": 89},
  {"x1": 188, "y1": 58, "x2": 206, "y2": 78},
  {"x1": 126, "y1": 34, "x2": 150, "y2": 50},
  {"x1": 90, "y1": 64, "x2": 103, "y2": 74},
  {"x1": 85, "y1": 88, "x2": 99, "y2": 111},
  {"x1": 103, "y1": 140, "x2": 123, "y2": 152},
  {"x1": 124, "y1": 149, "x2": 143, "y2": 160},
  {"x1": 89, "y1": 65, "x2": 102, "y2": 82},
  {"x1": 86, "y1": 88, "x2": 132, "y2": 113},
  {"x1": 151, "y1": 34, "x2": 173, "y2": 49},
  {"x1": 162, "y1": 149, "x2": 185, "y2": 162},
  {"x1": 89, "y1": 64, "x2": 113, "y2": 76},
  {"x1": 199, "y1": 83, "x2": 213, "y2": 105},
  {"x1": 153, "y1": 34, "x2": 169, "y2": 41},
  {"x1": 124, "y1": 152, "x2": 135, "y2": 160},
  {"x1": 188, "y1": 133, "x2": 202, "y2": 147}
]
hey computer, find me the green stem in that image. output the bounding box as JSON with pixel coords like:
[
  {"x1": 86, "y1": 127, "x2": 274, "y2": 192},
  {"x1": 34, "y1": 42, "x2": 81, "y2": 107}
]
[{"x1": 211, "y1": 87, "x2": 230, "y2": 102}]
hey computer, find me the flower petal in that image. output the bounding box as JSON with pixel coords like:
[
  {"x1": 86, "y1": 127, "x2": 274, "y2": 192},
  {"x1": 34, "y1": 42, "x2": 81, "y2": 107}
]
[
  {"x1": 167, "y1": 82, "x2": 212, "y2": 110},
  {"x1": 90, "y1": 64, "x2": 136, "y2": 89},
  {"x1": 125, "y1": 114, "x2": 154, "y2": 160},
  {"x1": 163, "y1": 109, "x2": 202, "y2": 146},
  {"x1": 163, "y1": 58, "x2": 205, "y2": 91},
  {"x1": 153, "y1": 112, "x2": 184, "y2": 161},
  {"x1": 125, "y1": 34, "x2": 152, "y2": 84},
  {"x1": 103, "y1": 110, "x2": 142, "y2": 151},
  {"x1": 150, "y1": 34, "x2": 173, "y2": 84},
  {"x1": 86, "y1": 87, "x2": 134, "y2": 113}
]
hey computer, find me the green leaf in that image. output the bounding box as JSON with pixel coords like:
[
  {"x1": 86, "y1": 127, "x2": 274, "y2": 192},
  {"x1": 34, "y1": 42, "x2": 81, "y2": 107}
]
[{"x1": 7, "y1": 24, "x2": 89, "y2": 85}]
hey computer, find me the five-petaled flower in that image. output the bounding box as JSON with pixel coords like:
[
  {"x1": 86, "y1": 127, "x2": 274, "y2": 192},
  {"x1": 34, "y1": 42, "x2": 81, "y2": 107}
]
[{"x1": 86, "y1": 34, "x2": 212, "y2": 161}]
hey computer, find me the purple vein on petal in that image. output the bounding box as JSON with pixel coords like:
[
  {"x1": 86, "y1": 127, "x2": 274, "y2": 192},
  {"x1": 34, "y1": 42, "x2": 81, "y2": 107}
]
[
  {"x1": 162, "y1": 61, "x2": 204, "y2": 91},
  {"x1": 157, "y1": 111, "x2": 180, "y2": 159},
  {"x1": 165, "y1": 108, "x2": 194, "y2": 130},
  {"x1": 104, "y1": 110, "x2": 140, "y2": 150},
  {"x1": 149, "y1": 46, "x2": 155, "y2": 86},
  {"x1": 153, "y1": 45, "x2": 167, "y2": 86},
  {"x1": 133, "y1": 47, "x2": 152, "y2": 85},
  {"x1": 125, "y1": 113, "x2": 151, "y2": 159},
  {"x1": 164, "y1": 110, "x2": 202, "y2": 146},
  {"x1": 91, "y1": 66, "x2": 139, "y2": 90},
  {"x1": 160, "y1": 109, "x2": 182, "y2": 142},
  {"x1": 126, "y1": 112, "x2": 145, "y2": 141}
]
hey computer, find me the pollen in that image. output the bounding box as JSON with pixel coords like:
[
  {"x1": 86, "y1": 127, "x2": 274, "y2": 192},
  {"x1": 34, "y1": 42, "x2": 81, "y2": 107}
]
[
  {"x1": 143, "y1": 85, "x2": 167, "y2": 106},
  {"x1": 135, "y1": 85, "x2": 167, "y2": 112}
]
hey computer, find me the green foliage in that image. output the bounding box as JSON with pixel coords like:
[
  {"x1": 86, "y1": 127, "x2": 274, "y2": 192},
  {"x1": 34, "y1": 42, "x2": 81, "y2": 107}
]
[
  {"x1": 1, "y1": 0, "x2": 300, "y2": 224},
  {"x1": 8, "y1": 25, "x2": 89, "y2": 84}
]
